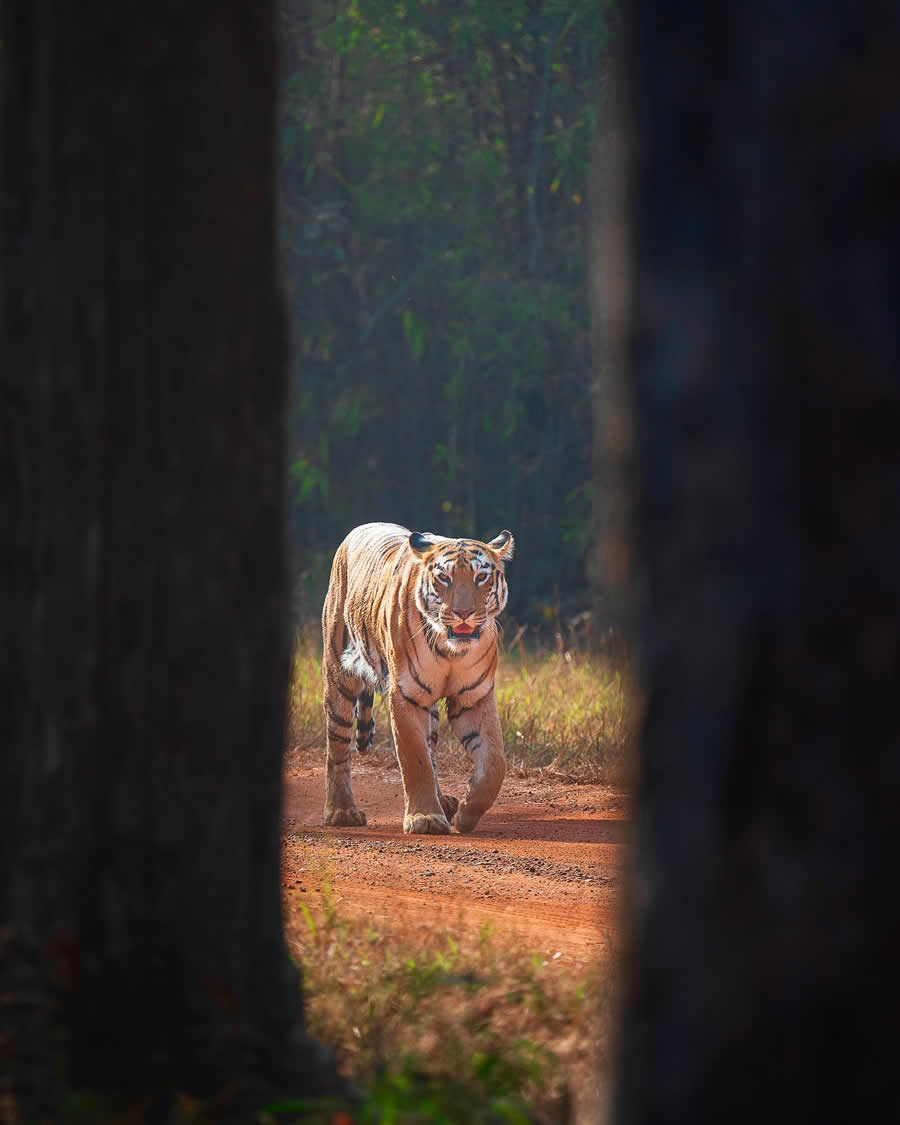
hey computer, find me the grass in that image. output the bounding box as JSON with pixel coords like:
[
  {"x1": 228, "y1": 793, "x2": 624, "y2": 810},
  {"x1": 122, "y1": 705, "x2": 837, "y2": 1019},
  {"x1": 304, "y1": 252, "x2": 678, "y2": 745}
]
[
  {"x1": 275, "y1": 880, "x2": 613, "y2": 1124},
  {"x1": 494, "y1": 646, "x2": 629, "y2": 780},
  {"x1": 287, "y1": 630, "x2": 631, "y2": 783}
]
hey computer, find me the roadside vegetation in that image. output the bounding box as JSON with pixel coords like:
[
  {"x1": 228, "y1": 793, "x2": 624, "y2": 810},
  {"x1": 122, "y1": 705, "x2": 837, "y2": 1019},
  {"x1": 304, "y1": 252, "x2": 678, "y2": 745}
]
[
  {"x1": 287, "y1": 631, "x2": 631, "y2": 784},
  {"x1": 271, "y1": 880, "x2": 613, "y2": 1124}
]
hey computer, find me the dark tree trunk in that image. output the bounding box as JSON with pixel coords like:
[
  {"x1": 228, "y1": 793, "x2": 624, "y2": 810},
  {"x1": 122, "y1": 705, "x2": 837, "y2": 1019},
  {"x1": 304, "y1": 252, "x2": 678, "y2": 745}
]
[
  {"x1": 588, "y1": 80, "x2": 630, "y2": 657},
  {"x1": 1, "y1": 2, "x2": 338, "y2": 1117},
  {"x1": 614, "y1": 2, "x2": 900, "y2": 1122}
]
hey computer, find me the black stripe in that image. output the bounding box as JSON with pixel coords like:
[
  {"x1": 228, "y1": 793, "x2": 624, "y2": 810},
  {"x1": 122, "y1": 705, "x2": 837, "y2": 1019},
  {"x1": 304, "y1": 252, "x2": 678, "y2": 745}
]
[
  {"x1": 449, "y1": 687, "x2": 494, "y2": 720},
  {"x1": 408, "y1": 660, "x2": 433, "y2": 696},
  {"x1": 337, "y1": 684, "x2": 357, "y2": 704},
  {"x1": 422, "y1": 616, "x2": 449, "y2": 659},
  {"x1": 461, "y1": 731, "x2": 479, "y2": 747},
  {"x1": 408, "y1": 621, "x2": 424, "y2": 665},
  {"x1": 456, "y1": 663, "x2": 493, "y2": 695},
  {"x1": 447, "y1": 704, "x2": 473, "y2": 722},
  {"x1": 398, "y1": 685, "x2": 431, "y2": 712},
  {"x1": 358, "y1": 691, "x2": 374, "y2": 708},
  {"x1": 327, "y1": 731, "x2": 352, "y2": 744},
  {"x1": 326, "y1": 708, "x2": 353, "y2": 728},
  {"x1": 470, "y1": 642, "x2": 495, "y2": 669}
]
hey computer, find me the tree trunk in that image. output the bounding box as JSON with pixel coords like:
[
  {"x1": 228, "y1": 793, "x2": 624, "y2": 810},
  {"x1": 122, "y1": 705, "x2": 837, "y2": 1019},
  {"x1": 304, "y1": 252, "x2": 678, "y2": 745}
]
[
  {"x1": 588, "y1": 80, "x2": 630, "y2": 657},
  {"x1": 614, "y1": 2, "x2": 900, "y2": 1121},
  {"x1": 1, "y1": 2, "x2": 338, "y2": 1117}
]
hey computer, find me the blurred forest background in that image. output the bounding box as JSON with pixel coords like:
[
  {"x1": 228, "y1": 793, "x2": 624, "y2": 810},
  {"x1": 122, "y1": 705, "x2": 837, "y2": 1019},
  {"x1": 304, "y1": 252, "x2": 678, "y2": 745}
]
[{"x1": 278, "y1": 0, "x2": 619, "y2": 631}]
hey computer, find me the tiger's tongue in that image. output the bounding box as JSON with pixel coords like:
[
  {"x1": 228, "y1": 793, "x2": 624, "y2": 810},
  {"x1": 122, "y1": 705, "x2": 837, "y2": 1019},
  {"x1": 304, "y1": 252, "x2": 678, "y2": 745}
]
[{"x1": 454, "y1": 622, "x2": 474, "y2": 634}]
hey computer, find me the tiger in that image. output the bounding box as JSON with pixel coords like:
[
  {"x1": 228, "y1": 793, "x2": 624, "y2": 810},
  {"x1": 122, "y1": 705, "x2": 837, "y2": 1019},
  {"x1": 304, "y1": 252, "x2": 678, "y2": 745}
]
[{"x1": 321, "y1": 522, "x2": 515, "y2": 834}]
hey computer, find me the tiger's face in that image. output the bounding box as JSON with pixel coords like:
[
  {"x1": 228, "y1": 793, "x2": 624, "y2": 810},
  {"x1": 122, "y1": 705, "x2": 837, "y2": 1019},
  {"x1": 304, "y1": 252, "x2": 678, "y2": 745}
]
[{"x1": 410, "y1": 530, "x2": 515, "y2": 643}]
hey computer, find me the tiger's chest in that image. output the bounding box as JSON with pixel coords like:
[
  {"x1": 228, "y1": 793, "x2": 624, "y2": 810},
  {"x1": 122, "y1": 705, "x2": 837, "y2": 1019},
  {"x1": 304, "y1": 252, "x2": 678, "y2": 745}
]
[{"x1": 392, "y1": 631, "x2": 496, "y2": 704}]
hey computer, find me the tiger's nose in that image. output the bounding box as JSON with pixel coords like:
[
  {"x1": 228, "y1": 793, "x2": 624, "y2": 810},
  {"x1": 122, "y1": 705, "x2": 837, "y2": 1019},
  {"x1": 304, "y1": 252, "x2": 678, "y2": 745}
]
[{"x1": 455, "y1": 608, "x2": 474, "y2": 621}]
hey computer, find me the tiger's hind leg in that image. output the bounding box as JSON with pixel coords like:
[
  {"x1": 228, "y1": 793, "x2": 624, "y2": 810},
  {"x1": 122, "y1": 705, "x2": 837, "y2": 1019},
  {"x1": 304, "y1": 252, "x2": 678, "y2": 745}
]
[
  {"x1": 353, "y1": 690, "x2": 375, "y2": 755},
  {"x1": 323, "y1": 673, "x2": 368, "y2": 827},
  {"x1": 429, "y1": 703, "x2": 459, "y2": 824}
]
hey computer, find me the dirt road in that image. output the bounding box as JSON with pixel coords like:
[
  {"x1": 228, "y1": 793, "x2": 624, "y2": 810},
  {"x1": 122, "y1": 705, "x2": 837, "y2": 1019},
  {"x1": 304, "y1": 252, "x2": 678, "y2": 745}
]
[{"x1": 281, "y1": 748, "x2": 628, "y2": 962}]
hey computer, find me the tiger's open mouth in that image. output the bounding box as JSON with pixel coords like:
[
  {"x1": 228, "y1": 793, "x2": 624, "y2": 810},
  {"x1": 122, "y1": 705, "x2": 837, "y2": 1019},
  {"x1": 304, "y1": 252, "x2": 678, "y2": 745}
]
[{"x1": 448, "y1": 624, "x2": 480, "y2": 640}]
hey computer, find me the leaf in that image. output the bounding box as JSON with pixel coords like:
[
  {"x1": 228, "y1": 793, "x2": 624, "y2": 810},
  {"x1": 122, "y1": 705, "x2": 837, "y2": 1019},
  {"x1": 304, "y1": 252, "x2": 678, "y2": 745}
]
[{"x1": 299, "y1": 901, "x2": 317, "y2": 937}]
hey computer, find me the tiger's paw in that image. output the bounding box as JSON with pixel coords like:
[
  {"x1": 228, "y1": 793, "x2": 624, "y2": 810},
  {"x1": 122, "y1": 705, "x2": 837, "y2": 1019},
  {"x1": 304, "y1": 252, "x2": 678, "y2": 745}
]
[
  {"x1": 439, "y1": 794, "x2": 460, "y2": 822},
  {"x1": 453, "y1": 804, "x2": 483, "y2": 834},
  {"x1": 324, "y1": 806, "x2": 367, "y2": 827},
  {"x1": 403, "y1": 812, "x2": 451, "y2": 835}
]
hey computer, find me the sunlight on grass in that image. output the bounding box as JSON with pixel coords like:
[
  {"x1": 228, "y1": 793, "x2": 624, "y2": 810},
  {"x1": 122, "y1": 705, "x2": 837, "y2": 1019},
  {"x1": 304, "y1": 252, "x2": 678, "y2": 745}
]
[
  {"x1": 279, "y1": 881, "x2": 612, "y2": 1124},
  {"x1": 287, "y1": 634, "x2": 631, "y2": 782},
  {"x1": 287, "y1": 641, "x2": 326, "y2": 751},
  {"x1": 494, "y1": 652, "x2": 629, "y2": 780}
]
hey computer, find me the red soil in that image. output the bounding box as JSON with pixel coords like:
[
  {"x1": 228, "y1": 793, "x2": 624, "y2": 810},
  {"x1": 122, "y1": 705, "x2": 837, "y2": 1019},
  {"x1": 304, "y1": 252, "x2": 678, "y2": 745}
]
[{"x1": 281, "y1": 749, "x2": 628, "y2": 964}]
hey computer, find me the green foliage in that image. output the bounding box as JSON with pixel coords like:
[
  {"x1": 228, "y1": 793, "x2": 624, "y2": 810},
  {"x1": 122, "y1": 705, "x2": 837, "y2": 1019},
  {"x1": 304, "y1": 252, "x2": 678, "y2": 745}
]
[
  {"x1": 264, "y1": 1062, "x2": 540, "y2": 1125},
  {"x1": 280, "y1": 0, "x2": 618, "y2": 622}
]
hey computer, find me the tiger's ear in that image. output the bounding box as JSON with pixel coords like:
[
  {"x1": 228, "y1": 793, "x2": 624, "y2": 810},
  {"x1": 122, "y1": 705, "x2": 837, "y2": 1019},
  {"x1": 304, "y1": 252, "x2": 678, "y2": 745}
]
[
  {"x1": 487, "y1": 530, "x2": 515, "y2": 561},
  {"x1": 409, "y1": 531, "x2": 440, "y2": 556}
]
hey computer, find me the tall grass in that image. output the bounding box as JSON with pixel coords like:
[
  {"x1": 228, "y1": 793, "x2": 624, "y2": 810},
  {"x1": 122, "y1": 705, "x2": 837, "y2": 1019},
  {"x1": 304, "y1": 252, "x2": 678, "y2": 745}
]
[{"x1": 287, "y1": 634, "x2": 630, "y2": 782}]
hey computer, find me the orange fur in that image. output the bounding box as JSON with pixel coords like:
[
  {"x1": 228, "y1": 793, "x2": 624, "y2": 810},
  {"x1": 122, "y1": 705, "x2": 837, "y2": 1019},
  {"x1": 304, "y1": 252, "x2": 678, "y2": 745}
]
[{"x1": 321, "y1": 522, "x2": 514, "y2": 834}]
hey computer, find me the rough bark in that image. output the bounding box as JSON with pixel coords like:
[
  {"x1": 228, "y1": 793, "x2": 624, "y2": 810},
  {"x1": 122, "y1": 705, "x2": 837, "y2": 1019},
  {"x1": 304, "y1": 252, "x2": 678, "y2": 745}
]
[
  {"x1": 1, "y1": 2, "x2": 338, "y2": 1117},
  {"x1": 613, "y1": 2, "x2": 900, "y2": 1122}
]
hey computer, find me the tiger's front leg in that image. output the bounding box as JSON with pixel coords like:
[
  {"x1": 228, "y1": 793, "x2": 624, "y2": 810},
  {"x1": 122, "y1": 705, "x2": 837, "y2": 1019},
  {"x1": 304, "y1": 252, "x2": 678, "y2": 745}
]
[
  {"x1": 389, "y1": 691, "x2": 451, "y2": 834},
  {"x1": 447, "y1": 690, "x2": 506, "y2": 833},
  {"x1": 430, "y1": 704, "x2": 459, "y2": 824}
]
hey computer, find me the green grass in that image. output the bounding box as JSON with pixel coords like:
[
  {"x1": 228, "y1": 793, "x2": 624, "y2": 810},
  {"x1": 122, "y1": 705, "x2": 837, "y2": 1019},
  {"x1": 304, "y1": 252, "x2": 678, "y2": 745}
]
[
  {"x1": 287, "y1": 633, "x2": 631, "y2": 782},
  {"x1": 277, "y1": 883, "x2": 612, "y2": 1124}
]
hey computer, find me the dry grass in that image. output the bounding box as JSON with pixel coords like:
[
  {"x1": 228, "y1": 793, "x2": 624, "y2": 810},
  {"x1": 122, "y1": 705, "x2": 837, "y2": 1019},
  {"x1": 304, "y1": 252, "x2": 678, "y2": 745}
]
[
  {"x1": 278, "y1": 879, "x2": 614, "y2": 1124},
  {"x1": 494, "y1": 650, "x2": 629, "y2": 781},
  {"x1": 287, "y1": 634, "x2": 631, "y2": 783}
]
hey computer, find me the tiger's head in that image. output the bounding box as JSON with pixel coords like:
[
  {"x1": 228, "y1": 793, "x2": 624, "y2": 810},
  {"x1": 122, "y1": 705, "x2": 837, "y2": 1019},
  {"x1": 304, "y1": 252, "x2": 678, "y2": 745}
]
[{"x1": 409, "y1": 529, "x2": 515, "y2": 645}]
